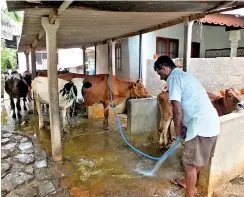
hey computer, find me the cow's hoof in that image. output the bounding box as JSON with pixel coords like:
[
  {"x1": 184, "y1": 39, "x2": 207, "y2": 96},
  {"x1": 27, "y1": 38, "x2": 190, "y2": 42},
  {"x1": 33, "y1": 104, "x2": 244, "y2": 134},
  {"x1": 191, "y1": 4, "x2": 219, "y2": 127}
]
[
  {"x1": 24, "y1": 107, "x2": 27, "y2": 111},
  {"x1": 103, "y1": 126, "x2": 109, "y2": 130},
  {"x1": 17, "y1": 113, "x2": 22, "y2": 118},
  {"x1": 12, "y1": 114, "x2": 17, "y2": 119}
]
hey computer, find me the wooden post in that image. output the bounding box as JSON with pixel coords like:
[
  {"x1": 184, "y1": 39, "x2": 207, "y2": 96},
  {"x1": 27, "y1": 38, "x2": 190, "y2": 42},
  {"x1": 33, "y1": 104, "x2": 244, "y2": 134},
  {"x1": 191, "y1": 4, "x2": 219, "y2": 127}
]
[
  {"x1": 139, "y1": 34, "x2": 142, "y2": 79},
  {"x1": 183, "y1": 17, "x2": 194, "y2": 72},
  {"x1": 30, "y1": 45, "x2": 37, "y2": 79},
  {"x1": 82, "y1": 47, "x2": 86, "y2": 74},
  {"x1": 42, "y1": 17, "x2": 62, "y2": 161},
  {"x1": 24, "y1": 51, "x2": 30, "y2": 71}
]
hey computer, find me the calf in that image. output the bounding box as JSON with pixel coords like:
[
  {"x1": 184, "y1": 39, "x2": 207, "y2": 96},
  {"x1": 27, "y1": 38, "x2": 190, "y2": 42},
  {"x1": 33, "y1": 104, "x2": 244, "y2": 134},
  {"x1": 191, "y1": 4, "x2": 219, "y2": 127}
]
[
  {"x1": 4, "y1": 73, "x2": 29, "y2": 118},
  {"x1": 157, "y1": 89, "x2": 243, "y2": 150},
  {"x1": 31, "y1": 77, "x2": 92, "y2": 136}
]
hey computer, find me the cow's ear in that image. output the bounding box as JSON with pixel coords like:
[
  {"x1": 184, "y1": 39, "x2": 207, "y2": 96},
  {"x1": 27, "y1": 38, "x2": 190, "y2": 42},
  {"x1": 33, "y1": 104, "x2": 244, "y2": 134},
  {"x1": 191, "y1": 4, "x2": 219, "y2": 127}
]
[
  {"x1": 83, "y1": 81, "x2": 92, "y2": 89},
  {"x1": 220, "y1": 90, "x2": 225, "y2": 96}
]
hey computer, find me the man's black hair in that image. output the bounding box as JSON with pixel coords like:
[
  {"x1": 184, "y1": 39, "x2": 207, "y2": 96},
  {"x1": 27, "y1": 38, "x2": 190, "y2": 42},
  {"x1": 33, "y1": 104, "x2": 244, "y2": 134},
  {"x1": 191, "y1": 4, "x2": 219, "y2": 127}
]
[{"x1": 154, "y1": 55, "x2": 176, "y2": 71}]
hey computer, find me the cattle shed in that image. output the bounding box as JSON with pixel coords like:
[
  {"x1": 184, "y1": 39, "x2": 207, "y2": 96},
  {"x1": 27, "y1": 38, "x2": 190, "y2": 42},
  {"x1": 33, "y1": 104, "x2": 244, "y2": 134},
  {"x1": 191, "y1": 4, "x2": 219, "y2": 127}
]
[
  {"x1": 7, "y1": 2, "x2": 244, "y2": 192},
  {"x1": 7, "y1": 1, "x2": 244, "y2": 195}
]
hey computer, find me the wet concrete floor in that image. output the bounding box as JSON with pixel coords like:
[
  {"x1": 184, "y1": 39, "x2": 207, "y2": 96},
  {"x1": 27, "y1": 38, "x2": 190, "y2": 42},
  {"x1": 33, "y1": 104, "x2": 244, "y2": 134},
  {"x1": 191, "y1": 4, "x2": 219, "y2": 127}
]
[{"x1": 1, "y1": 100, "x2": 243, "y2": 197}]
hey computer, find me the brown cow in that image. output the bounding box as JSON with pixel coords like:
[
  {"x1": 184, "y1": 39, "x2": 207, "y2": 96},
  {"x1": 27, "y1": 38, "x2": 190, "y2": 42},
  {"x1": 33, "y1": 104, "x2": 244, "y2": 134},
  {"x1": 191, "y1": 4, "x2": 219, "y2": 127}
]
[
  {"x1": 82, "y1": 74, "x2": 151, "y2": 129},
  {"x1": 157, "y1": 88, "x2": 243, "y2": 150},
  {"x1": 211, "y1": 88, "x2": 243, "y2": 116}
]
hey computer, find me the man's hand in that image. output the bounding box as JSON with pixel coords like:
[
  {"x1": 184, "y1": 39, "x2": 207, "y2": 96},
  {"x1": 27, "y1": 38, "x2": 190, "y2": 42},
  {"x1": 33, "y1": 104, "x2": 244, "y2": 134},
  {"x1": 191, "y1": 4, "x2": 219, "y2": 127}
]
[{"x1": 171, "y1": 100, "x2": 183, "y2": 137}]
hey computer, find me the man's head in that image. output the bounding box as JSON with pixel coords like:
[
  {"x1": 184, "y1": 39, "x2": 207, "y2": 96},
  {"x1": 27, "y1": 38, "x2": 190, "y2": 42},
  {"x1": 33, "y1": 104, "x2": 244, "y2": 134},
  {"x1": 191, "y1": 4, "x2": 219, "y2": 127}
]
[{"x1": 154, "y1": 55, "x2": 176, "y2": 80}]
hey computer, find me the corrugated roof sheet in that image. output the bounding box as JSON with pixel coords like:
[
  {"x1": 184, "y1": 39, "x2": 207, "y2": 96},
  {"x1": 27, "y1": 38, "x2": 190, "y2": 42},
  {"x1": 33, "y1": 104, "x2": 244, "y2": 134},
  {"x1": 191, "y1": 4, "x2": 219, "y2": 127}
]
[
  {"x1": 15, "y1": 1, "x2": 244, "y2": 52},
  {"x1": 18, "y1": 8, "x2": 198, "y2": 51}
]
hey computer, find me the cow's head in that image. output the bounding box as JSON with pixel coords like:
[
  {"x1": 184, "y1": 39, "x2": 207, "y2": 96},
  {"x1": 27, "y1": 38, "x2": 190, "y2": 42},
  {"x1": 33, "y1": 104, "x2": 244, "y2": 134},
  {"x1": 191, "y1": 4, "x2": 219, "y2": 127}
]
[
  {"x1": 130, "y1": 79, "x2": 151, "y2": 98},
  {"x1": 223, "y1": 88, "x2": 243, "y2": 111},
  {"x1": 71, "y1": 78, "x2": 92, "y2": 102},
  {"x1": 23, "y1": 71, "x2": 32, "y2": 86}
]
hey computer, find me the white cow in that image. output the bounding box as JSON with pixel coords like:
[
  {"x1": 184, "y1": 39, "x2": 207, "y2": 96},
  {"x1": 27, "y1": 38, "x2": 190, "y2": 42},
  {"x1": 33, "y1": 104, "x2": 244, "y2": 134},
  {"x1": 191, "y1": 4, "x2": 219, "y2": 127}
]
[{"x1": 32, "y1": 76, "x2": 92, "y2": 136}]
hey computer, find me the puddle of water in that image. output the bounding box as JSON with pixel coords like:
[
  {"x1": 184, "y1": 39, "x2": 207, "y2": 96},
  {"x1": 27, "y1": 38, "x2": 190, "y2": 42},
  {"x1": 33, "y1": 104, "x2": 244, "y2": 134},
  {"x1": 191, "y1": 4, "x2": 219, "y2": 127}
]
[{"x1": 1, "y1": 100, "x2": 187, "y2": 197}]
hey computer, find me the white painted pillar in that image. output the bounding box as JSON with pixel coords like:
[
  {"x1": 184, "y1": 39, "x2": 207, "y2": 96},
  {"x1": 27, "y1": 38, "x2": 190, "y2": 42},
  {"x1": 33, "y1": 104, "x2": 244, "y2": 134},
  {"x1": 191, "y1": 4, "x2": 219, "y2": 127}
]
[
  {"x1": 229, "y1": 30, "x2": 241, "y2": 57},
  {"x1": 41, "y1": 17, "x2": 62, "y2": 161},
  {"x1": 183, "y1": 17, "x2": 194, "y2": 72},
  {"x1": 30, "y1": 46, "x2": 37, "y2": 79},
  {"x1": 24, "y1": 51, "x2": 30, "y2": 71}
]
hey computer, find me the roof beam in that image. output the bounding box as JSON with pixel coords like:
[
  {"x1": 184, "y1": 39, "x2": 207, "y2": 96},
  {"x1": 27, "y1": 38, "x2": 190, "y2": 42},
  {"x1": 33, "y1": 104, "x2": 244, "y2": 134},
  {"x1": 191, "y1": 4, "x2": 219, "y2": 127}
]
[{"x1": 26, "y1": 0, "x2": 73, "y2": 53}]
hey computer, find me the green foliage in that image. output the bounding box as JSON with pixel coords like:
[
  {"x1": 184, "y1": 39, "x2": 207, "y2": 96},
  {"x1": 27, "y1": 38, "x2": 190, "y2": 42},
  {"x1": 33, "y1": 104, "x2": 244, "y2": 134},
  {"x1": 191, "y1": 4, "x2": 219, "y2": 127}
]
[
  {"x1": 1, "y1": 7, "x2": 23, "y2": 26},
  {"x1": 1, "y1": 7, "x2": 23, "y2": 71},
  {"x1": 1, "y1": 40, "x2": 16, "y2": 71}
]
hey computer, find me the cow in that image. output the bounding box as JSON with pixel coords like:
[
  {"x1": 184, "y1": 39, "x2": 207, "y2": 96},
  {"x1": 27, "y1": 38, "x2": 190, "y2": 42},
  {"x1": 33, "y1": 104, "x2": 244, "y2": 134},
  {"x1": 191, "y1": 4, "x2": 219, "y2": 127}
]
[
  {"x1": 211, "y1": 88, "x2": 244, "y2": 116},
  {"x1": 36, "y1": 68, "x2": 70, "y2": 77},
  {"x1": 22, "y1": 71, "x2": 33, "y2": 101},
  {"x1": 81, "y1": 74, "x2": 151, "y2": 129},
  {"x1": 157, "y1": 88, "x2": 243, "y2": 150},
  {"x1": 4, "y1": 73, "x2": 29, "y2": 118},
  {"x1": 31, "y1": 76, "x2": 92, "y2": 136}
]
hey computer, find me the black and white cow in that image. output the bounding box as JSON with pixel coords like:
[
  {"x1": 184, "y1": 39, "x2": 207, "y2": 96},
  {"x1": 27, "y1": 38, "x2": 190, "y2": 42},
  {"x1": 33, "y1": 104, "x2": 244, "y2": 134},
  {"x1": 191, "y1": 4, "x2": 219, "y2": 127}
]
[{"x1": 31, "y1": 76, "x2": 92, "y2": 135}]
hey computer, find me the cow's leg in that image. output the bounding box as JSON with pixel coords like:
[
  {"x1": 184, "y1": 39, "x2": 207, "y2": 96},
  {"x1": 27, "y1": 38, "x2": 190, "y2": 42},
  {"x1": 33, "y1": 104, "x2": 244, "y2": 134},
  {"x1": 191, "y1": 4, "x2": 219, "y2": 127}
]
[
  {"x1": 66, "y1": 107, "x2": 71, "y2": 125},
  {"x1": 34, "y1": 94, "x2": 44, "y2": 129},
  {"x1": 168, "y1": 120, "x2": 173, "y2": 143},
  {"x1": 16, "y1": 97, "x2": 22, "y2": 118},
  {"x1": 45, "y1": 104, "x2": 49, "y2": 115},
  {"x1": 103, "y1": 103, "x2": 109, "y2": 130},
  {"x1": 10, "y1": 97, "x2": 16, "y2": 118},
  {"x1": 158, "y1": 119, "x2": 164, "y2": 149},
  {"x1": 23, "y1": 97, "x2": 27, "y2": 111},
  {"x1": 62, "y1": 108, "x2": 69, "y2": 138},
  {"x1": 163, "y1": 119, "x2": 172, "y2": 150}
]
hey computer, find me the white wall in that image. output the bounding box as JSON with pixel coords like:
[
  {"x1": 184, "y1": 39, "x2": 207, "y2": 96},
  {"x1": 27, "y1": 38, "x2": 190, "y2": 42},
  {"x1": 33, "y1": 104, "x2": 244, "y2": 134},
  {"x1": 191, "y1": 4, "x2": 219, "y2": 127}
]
[
  {"x1": 58, "y1": 48, "x2": 83, "y2": 69},
  {"x1": 96, "y1": 44, "x2": 109, "y2": 74},
  {"x1": 145, "y1": 57, "x2": 244, "y2": 96},
  {"x1": 17, "y1": 48, "x2": 84, "y2": 74},
  {"x1": 130, "y1": 24, "x2": 244, "y2": 85},
  {"x1": 115, "y1": 36, "x2": 140, "y2": 81}
]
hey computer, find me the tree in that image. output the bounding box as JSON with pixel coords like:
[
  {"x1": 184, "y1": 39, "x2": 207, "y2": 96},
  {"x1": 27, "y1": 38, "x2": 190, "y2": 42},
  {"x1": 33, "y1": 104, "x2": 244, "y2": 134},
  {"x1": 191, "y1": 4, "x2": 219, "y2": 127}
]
[
  {"x1": 1, "y1": 40, "x2": 17, "y2": 71},
  {"x1": 1, "y1": 6, "x2": 23, "y2": 71}
]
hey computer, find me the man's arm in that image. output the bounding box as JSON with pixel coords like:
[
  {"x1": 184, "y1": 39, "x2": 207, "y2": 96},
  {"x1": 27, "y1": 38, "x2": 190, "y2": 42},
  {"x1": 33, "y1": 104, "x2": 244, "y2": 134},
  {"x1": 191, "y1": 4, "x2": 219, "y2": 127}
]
[{"x1": 171, "y1": 100, "x2": 182, "y2": 137}]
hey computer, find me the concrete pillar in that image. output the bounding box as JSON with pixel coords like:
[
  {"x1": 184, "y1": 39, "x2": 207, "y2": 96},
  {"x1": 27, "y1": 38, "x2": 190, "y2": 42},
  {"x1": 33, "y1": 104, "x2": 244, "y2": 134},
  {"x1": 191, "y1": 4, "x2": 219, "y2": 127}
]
[
  {"x1": 229, "y1": 30, "x2": 241, "y2": 57},
  {"x1": 24, "y1": 51, "x2": 30, "y2": 71},
  {"x1": 42, "y1": 17, "x2": 62, "y2": 162},
  {"x1": 183, "y1": 17, "x2": 193, "y2": 72},
  {"x1": 30, "y1": 46, "x2": 37, "y2": 79},
  {"x1": 82, "y1": 47, "x2": 86, "y2": 74}
]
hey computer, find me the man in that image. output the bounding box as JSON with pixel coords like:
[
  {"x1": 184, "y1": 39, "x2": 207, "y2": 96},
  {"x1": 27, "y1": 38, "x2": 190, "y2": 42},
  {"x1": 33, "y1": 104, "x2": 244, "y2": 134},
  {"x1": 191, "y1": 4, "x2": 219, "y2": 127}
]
[{"x1": 154, "y1": 55, "x2": 220, "y2": 197}]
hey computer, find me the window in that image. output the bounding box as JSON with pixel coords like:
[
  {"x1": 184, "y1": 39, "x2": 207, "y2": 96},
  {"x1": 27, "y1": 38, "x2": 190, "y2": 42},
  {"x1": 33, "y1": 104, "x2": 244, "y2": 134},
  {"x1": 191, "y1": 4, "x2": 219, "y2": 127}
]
[
  {"x1": 115, "y1": 43, "x2": 122, "y2": 70},
  {"x1": 35, "y1": 52, "x2": 57, "y2": 70},
  {"x1": 156, "y1": 37, "x2": 179, "y2": 58},
  {"x1": 191, "y1": 42, "x2": 200, "y2": 58}
]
